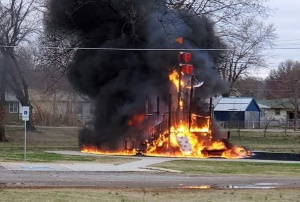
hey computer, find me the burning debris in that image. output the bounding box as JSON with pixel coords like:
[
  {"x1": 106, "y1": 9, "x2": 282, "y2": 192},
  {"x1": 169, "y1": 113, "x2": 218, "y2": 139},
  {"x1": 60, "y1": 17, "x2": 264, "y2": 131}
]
[
  {"x1": 81, "y1": 51, "x2": 251, "y2": 158},
  {"x1": 45, "y1": 0, "x2": 250, "y2": 158}
]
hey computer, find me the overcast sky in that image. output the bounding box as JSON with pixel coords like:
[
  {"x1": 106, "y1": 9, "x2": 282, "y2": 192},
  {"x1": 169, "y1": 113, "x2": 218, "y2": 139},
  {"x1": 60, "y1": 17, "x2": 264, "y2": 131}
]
[{"x1": 258, "y1": 0, "x2": 300, "y2": 78}]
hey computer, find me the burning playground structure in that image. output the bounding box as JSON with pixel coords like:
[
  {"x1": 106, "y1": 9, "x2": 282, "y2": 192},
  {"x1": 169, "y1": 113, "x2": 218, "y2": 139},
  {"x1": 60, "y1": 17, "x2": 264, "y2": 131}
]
[{"x1": 82, "y1": 51, "x2": 251, "y2": 159}]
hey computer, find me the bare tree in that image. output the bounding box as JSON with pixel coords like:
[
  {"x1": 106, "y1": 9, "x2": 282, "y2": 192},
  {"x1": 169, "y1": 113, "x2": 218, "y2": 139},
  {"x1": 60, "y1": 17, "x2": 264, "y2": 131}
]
[
  {"x1": 233, "y1": 76, "x2": 266, "y2": 99},
  {"x1": 167, "y1": 1, "x2": 275, "y2": 95},
  {"x1": 167, "y1": 0, "x2": 269, "y2": 24},
  {"x1": 0, "y1": 0, "x2": 41, "y2": 139},
  {"x1": 218, "y1": 18, "x2": 275, "y2": 95},
  {"x1": 265, "y1": 60, "x2": 300, "y2": 130},
  {"x1": 262, "y1": 113, "x2": 275, "y2": 137},
  {"x1": 36, "y1": 34, "x2": 77, "y2": 93}
]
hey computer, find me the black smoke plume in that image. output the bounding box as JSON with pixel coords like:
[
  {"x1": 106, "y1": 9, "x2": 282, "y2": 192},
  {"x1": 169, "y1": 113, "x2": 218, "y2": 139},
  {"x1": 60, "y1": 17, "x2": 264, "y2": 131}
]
[{"x1": 45, "y1": 0, "x2": 228, "y2": 149}]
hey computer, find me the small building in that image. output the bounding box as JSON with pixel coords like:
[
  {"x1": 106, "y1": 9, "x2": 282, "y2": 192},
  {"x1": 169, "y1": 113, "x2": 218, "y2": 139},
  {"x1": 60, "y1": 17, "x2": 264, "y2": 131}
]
[
  {"x1": 2, "y1": 90, "x2": 94, "y2": 126},
  {"x1": 29, "y1": 89, "x2": 93, "y2": 126},
  {"x1": 257, "y1": 99, "x2": 297, "y2": 128},
  {"x1": 214, "y1": 97, "x2": 260, "y2": 128},
  {"x1": 5, "y1": 92, "x2": 22, "y2": 123},
  {"x1": 257, "y1": 99, "x2": 295, "y2": 121}
]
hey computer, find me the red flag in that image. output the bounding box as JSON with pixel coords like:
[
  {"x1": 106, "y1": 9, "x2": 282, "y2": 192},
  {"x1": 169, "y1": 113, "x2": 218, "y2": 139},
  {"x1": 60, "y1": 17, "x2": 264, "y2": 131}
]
[{"x1": 175, "y1": 37, "x2": 183, "y2": 44}]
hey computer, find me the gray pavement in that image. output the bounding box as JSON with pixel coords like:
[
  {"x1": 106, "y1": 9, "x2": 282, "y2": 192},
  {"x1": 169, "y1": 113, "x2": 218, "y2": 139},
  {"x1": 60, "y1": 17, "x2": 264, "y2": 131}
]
[
  {"x1": 0, "y1": 150, "x2": 299, "y2": 173},
  {"x1": 1, "y1": 151, "x2": 300, "y2": 188},
  {"x1": 0, "y1": 169, "x2": 300, "y2": 189},
  {"x1": 0, "y1": 157, "x2": 172, "y2": 172}
]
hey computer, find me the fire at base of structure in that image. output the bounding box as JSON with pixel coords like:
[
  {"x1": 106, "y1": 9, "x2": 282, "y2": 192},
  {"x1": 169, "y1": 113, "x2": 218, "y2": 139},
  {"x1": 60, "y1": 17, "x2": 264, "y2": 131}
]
[
  {"x1": 81, "y1": 52, "x2": 251, "y2": 159},
  {"x1": 81, "y1": 88, "x2": 251, "y2": 159},
  {"x1": 81, "y1": 115, "x2": 251, "y2": 159}
]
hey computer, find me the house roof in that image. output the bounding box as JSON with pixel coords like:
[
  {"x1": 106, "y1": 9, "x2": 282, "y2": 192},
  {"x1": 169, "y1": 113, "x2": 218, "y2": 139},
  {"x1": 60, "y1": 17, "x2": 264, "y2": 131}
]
[
  {"x1": 29, "y1": 90, "x2": 90, "y2": 102},
  {"x1": 257, "y1": 99, "x2": 295, "y2": 109},
  {"x1": 258, "y1": 103, "x2": 271, "y2": 109},
  {"x1": 214, "y1": 97, "x2": 257, "y2": 112},
  {"x1": 5, "y1": 92, "x2": 19, "y2": 102}
]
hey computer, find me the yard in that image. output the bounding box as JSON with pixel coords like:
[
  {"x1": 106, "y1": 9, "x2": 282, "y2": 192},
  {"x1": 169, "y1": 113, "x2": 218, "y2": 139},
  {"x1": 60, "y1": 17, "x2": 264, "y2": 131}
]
[
  {"x1": 228, "y1": 129, "x2": 300, "y2": 153},
  {"x1": 0, "y1": 126, "x2": 136, "y2": 164},
  {"x1": 1, "y1": 126, "x2": 300, "y2": 161},
  {"x1": 1, "y1": 188, "x2": 300, "y2": 202},
  {"x1": 0, "y1": 126, "x2": 300, "y2": 202}
]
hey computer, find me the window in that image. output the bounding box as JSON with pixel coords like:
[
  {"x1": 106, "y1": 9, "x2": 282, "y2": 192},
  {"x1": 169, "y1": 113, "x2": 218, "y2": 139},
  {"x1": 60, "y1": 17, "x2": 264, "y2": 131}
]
[
  {"x1": 90, "y1": 103, "x2": 95, "y2": 114},
  {"x1": 9, "y1": 102, "x2": 19, "y2": 113},
  {"x1": 275, "y1": 109, "x2": 280, "y2": 116},
  {"x1": 77, "y1": 103, "x2": 83, "y2": 114}
]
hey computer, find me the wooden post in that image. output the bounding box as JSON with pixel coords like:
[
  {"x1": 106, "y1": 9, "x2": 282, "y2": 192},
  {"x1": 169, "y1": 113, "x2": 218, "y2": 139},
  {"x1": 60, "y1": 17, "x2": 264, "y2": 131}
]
[
  {"x1": 188, "y1": 75, "x2": 194, "y2": 131},
  {"x1": 177, "y1": 66, "x2": 182, "y2": 125},
  {"x1": 168, "y1": 93, "x2": 172, "y2": 135},
  {"x1": 168, "y1": 93, "x2": 172, "y2": 152},
  {"x1": 156, "y1": 96, "x2": 160, "y2": 117},
  {"x1": 52, "y1": 91, "x2": 57, "y2": 126},
  {"x1": 145, "y1": 94, "x2": 149, "y2": 117}
]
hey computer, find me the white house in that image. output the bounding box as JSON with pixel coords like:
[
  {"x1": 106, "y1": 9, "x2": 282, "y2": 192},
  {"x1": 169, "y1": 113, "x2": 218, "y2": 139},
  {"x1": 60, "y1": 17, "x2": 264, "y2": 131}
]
[
  {"x1": 29, "y1": 89, "x2": 94, "y2": 126},
  {"x1": 257, "y1": 99, "x2": 297, "y2": 127},
  {"x1": 257, "y1": 99, "x2": 295, "y2": 120},
  {"x1": 5, "y1": 92, "x2": 22, "y2": 123}
]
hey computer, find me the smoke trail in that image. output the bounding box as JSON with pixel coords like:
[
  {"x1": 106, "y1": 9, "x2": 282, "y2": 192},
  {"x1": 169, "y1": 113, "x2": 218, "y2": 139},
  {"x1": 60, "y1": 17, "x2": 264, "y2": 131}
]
[{"x1": 45, "y1": 0, "x2": 228, "y2": 149}]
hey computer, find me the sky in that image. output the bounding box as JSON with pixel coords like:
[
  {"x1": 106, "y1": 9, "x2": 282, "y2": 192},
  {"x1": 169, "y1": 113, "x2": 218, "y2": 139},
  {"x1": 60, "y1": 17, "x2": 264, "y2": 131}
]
[{"x1": 258, "y1": 0, "x2": 300, "y2": 78}]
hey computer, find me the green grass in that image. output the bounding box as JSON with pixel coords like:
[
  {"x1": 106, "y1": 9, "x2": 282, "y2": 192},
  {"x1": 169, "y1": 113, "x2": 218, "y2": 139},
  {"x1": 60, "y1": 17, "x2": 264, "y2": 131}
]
[
  {"x1": 0, "y1": 147, "x2": 138, "y2": 164},
  {"x1": 0, "y1": 127, "x2": 137, "y2": 164},
  {"x1": 0, "y1": 188, "x2": 299, "y2": 202},
  {"x1": 0, "y1": 147, "x2": 94, "y2": 162},
  {"x1": 1, "y1": 126, "x2": 300, "y2": 163},
  {"x1": 153, "y1": 160, "x2": 300, "y2": 176},
  {"x1": 3, "y1": 126, "x2": 79, "y2": 148},
  {"x1": 228, "y1": 130, "x2": 300, "y2": 153}
]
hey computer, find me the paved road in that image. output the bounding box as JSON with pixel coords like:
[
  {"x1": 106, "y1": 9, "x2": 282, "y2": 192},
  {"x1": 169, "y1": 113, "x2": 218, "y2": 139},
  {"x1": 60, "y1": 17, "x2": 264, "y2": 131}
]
[{"x1": 0, "y1": 169, "x2": 300, "y2": 189}]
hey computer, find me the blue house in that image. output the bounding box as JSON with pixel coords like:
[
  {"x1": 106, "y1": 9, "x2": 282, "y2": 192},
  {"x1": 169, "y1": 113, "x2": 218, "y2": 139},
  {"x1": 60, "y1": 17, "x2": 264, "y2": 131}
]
[{"x1": 214, "y1": 97, "x2": 260, "y2": 128}]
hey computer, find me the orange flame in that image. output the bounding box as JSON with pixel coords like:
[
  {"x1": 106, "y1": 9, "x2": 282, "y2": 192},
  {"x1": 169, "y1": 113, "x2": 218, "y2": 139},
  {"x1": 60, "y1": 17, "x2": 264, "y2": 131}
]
[
  {"x1": 128, "y1": 114, "x2": 145, "y2": 126},
  {"x1": 81, "y1": 120, "x2": 251, "y2": 159},
  {"x1": 169, "y1": 70, "x2": 184, "y2": 92},
  {"x1": 143, "y1": 122, "x2": 250, "y2": 158},
  {"x1": 81, "y1": 145, "x2": 136, "y2": 155},
  {"x1": 81, "y1": 71, "x2": 251, "y2": 159},
  {"x1": 183, "y1": 185, "x2": 211, "y2": 189}
]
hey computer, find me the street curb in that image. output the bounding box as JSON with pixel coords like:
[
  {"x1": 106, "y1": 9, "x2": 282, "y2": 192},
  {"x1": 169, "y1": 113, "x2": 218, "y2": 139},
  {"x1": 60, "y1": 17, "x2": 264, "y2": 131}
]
[{"x1": 143, "y1": 166, "x2": 183, "y2": 173}]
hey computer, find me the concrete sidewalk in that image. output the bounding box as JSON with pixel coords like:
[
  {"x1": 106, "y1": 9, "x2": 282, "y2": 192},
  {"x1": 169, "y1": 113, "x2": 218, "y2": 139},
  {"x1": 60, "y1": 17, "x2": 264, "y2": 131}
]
[
  {"x1": 1, "y1": 150, "x2": 299, "y2": 173},
  {"x1": 50, "y1": 150, "x2": 300, "y2": 164},
  {"x1": 0, "y1": 155, "x2": 175, "y2": 172},
  {"x1": 0, "y1": 159, "x2": 170, "y2": 172}
]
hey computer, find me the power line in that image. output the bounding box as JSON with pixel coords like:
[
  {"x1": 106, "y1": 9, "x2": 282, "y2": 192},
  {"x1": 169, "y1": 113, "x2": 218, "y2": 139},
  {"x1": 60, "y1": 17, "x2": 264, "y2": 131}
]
[
  {"x1": 276, "y1": 38, "x2": 300, "y2": 42},
  {"x1": 0, "y1": 45, "x2": 233, "y2": 51},
  {"x1": 1, "y1": 45, "x2": 300, "y2": 51},
  {"x1": 238, "y1": 89, "x2": 293, "y2": 92}
]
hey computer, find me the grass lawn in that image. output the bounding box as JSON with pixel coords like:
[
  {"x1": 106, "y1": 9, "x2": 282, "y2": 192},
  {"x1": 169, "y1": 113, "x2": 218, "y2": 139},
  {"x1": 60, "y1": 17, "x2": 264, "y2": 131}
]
[
  {"x1": 1, "y1": 126, "x2": 299, "y2": 163},
  {"x1": 0, "y1": 127, "x2": 137, "y2": 164},
  {"x1": 3, "y1": 126, "x2": 79, "y2": 148},
  {"x1": 152, "y1": 160, "x2": 300, "y2": 176},
  {"x1": 0, "y1": 188, "x2": 299, "y2": 202},
  {"x1": 228, "y1": 130, "x2": 300, "y2": 153}
]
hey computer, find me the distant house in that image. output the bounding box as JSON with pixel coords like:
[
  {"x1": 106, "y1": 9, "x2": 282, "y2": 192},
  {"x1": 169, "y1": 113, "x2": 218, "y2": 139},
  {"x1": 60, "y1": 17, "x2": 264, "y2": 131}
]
[
  {"x1": 257, "y1": 99, "x2": 295, "y2": 121},
  {"x1": 214, "y1": 97, "x2": 260, "y2": 128},
  {"x1": 257, "y1": 99, "x2": 299, "y2": 128},
  {"x1": 2, "y1": 90, "x2": 94, "y2": 126},
  {"x1": 257, "y1": 103, "x2": 271, "y2": 120},
  {"x1": 4, "y1": 92, "x2": 22, "y2": 123},
  {"x1": 29, "y1": 90, "x2": 93, "y2": 126}
]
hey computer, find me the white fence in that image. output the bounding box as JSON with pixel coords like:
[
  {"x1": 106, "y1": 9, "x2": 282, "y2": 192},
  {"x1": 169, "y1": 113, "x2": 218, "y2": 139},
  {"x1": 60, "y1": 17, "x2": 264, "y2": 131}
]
[{"x1": 218, "y1": 119, "x2": 300, "y2": 129}]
